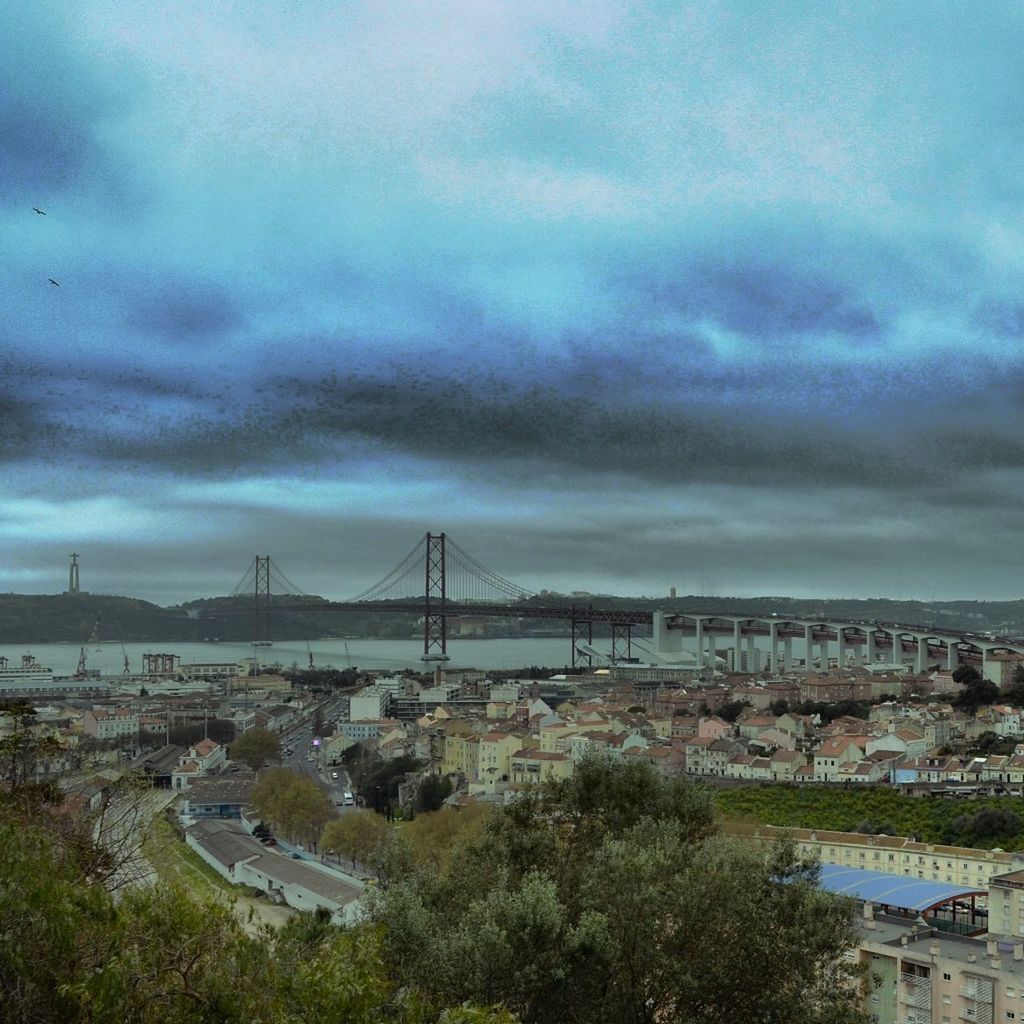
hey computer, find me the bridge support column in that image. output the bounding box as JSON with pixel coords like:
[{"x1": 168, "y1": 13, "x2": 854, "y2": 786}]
[
  {"x1": 611, "y1": 623, "x2": 632, "y2": 663},
  {"x1": 891, "y1": 634, "x2": 901, "y2": 667},
  {"x1": 982, "y1": 647, "x2": 990, "y2": 682},
  {"x1": 835, "y1": 631, "x2": 844, "y2": 669},
  {"x1": 947, "y1": 641, "x2": 959, "y2": 671},
  {"x1": 571, "y1": 605, "x2": 593, "y2": 669},
  {"x1": 916, "y1": 638, "x2": 928, "y2": 674},
  {"x1": 733, "y1": 621, "x2": 742, "y2": 671},
  {"x1": 804, "y1": 625, "x2": 814, "y2": 672},
  {"x1": 784, "y1": 636, "x2": 792, "y2": 672},
  {"x1": 768, "y1": 623, "x2": 778, "y2": 672},
  {"x1": 867, "y1": 631, "x2": 876, "y2": 664},
  {"x1": 746, "y1": 634, "x2": 756, "y2": 672},
  {"x1": 695, "y1": 618, "x2": 705, "y2": 668}
]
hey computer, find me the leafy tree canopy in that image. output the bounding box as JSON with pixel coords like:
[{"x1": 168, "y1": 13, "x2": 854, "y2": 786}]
[
  {"x1": 229, "y1": 727, "x2": 282, "y2": 771},
  {"x1": 367, "y1": 755, "x2": 868, "y2": 1024}
]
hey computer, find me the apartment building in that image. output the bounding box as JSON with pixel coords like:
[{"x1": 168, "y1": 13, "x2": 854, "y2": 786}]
[
  {"x1": 860, "y1": 921, "x2": 1024, "y2": 1024},
  {"x1": 729, "y1": 822, "x2": 1024, "y2": 889},
  {"x1": 81, "y1": 707, "x2": 139, "y2": 741}
]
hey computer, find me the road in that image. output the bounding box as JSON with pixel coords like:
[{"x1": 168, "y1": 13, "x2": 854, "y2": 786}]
[{"x1": 279, "y1": 697, "x2": 358, "y2": 815}]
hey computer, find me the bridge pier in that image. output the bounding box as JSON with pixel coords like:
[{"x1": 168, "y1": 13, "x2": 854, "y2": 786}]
[
  {"x1": 804, "y1": 625, "x2": 814, "y2": 671},
  {"x1": 695, "y1": 618, "x2": 705, "y2": 667},
  {"x1": 947, "y1": 641, "x2": 959, "y2": 671},
  {"x1": 746, "y1": 633, "x2": 756, "y2": 672},
  {"x1": 571, "y1": 605, "x2": 593, "y2": 669},
  {"x1": 915, "y1": 637, "x2": 928, "y2": 674},
  {"x1": 611, "y1": 623, "x2": 633, "y2": 663},
  {"x1": 836, "y1": 630, "x2": 844, "y2": 668},
  {"x1": 867, "y1": 630, "x2": 877, "y2": 663}
]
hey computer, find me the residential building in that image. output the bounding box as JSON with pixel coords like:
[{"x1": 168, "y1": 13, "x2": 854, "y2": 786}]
[
  {"x1": 509, "y1": 750, "x2": 573, "y2": 785},
  {"x1": 81, "y1": 707, "x2": 140, "y2": 741}
]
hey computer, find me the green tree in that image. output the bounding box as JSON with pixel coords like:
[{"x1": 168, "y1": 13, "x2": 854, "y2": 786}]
[
  {"x1": 252, "y1": 768, "x2": 336, "y2": 849},
  {"x1": 368, "y1": 755, "x2": 867, "y2": 1024},
  {"x1": 321, "y1": 809, "x2": 390, "y2": 871},
  {"x1": 716, "y1": 699, "x2": 750, "y2": 723},
  {"x1": 416, "y1": 773, "x2": 453, "y2": 812},
  {"x1": 952, "y1": 669, "x2": 1000, "y2": 714},
  {"x1": 0, "y1": 797, "x2": 512, "y2": 1024},
  {"x1": 229, "y1": 726, "x2": 283, "y2": 771}
]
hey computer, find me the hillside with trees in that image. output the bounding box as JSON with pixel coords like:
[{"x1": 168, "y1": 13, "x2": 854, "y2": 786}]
[{"x1": 3, "y1": 588, "x2": 1024, "y2": 643}]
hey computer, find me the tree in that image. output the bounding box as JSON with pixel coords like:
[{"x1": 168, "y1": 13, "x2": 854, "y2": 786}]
[
  {"x1": 415, "y1": 773, "x2": 453, "y2": 813},
  {"x1": 0, "y1": 796, "x2": 512, "y2": 1024},
  {"x1": 229, "y1": 727, "x2": 282, "y2": 770},
  {"x1": 368, "y1": 755, "x2": 868, "y2": 1024},
  {"x1": 0, "y1": 702, "x2": 65, "y2": 791},
  {"x1": 716, "y1": 699, "x2": 750, "y2": 723},
  {"x1": 769, "y1": 699, "x2": 790, "y2": 716},
  {"x1": 348, "y1": 753, "x2": 424, "y2": 813},
  {"x1": 321, "y1": 809, "x2": 390, "y2": 871},
  {"x1": 1002, "y1": 663, "x2": 1024, "y2": 707},
  {"x1": 952, "y1": 670, "x2": 1000, "y2": 714},
  {"x1": 251, "y1": 768, "x2": 336, "y2": 849}
]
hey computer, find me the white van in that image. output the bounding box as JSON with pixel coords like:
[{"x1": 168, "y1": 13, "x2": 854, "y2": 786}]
[{"x1": 343, "y1": 791, "x2": 354, "y2": 806}]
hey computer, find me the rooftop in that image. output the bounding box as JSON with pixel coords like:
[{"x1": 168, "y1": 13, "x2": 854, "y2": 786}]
[{"x1": 818, "y1": 863, "x2": 986, "y2": 913}]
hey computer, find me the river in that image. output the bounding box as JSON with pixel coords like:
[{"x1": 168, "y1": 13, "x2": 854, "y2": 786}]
[{"x1": 0, "y1": 637, "x2": 586, "y2": 677}]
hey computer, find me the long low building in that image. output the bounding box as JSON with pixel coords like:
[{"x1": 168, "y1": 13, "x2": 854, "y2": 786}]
[
  {"x1": 727, "y1": 820, "x2": 1024, "y2": 889},
  {"x1": 185, "y1": 820, "x2": 363, "y2": 924}
]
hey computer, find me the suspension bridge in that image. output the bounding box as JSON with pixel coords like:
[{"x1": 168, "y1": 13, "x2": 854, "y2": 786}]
[
  {"x1": 226, "y1": 532, "x2": 649, "y2": 667},
  {"x1": 221, "y1": 532, "x2": 1024, "y2": 675}
]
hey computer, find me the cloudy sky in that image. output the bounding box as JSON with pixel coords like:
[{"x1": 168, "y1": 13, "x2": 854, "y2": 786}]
[{"x1": 4, "y1": 1, "x2": 1024, "y2": 605}]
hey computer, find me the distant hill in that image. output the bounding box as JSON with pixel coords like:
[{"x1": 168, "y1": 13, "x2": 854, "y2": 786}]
[{"x1": 1, "y1": 591, "x2": 1022, "y2": 644}]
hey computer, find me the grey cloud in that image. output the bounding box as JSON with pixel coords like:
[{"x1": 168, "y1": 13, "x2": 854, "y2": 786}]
[
  {"x1": 0, "y1": 7, "x2": 138, "y2": 204},
  {"x1": 124, "y1": 281, "x2": 244, "y2": 343}
]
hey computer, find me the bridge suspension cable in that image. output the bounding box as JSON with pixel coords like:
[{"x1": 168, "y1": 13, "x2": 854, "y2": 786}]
[
  {"x1": 345, "y1": 534, "x2": 429, "y2": 603},
  {"x1": 444, "y1": 536, "x2": 534, "y2": 602},
  {"x1": 230, "y1": 557, "x2": 310, "y2": 598}
]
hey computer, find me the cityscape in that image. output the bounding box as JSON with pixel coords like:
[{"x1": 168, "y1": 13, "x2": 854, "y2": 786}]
[{"x1": 6, "y1": 4, "x2": 1024, "y2": 1024}]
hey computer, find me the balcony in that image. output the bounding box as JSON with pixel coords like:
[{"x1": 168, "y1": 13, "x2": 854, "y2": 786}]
[{"x1": 899, "y1": 974, "x2": 932, "y2": 1011}]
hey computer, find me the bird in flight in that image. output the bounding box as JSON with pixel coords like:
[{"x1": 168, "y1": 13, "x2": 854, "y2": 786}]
[
  {"x1": 33, "y1": 207, "x2": 46, "y2": 215},
  {"x1": 48, "y1": 278, "x2": 60, "y2": 287}
]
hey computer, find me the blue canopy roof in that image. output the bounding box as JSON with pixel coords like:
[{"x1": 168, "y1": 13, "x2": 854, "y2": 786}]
[{"x1": 818, "y1": 863, "x2": 985, "y2": 913}]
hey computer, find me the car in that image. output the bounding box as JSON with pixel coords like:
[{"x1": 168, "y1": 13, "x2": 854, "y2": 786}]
[
  {"x1": 290, "y1": 852, "x2": 302, "y2": 860},
  {"x1": 330, "y1": 771, "x2": 339, "y2": 779},
  {"x1": 260, "y1": 837, "x2": 277, "y2": 846}
]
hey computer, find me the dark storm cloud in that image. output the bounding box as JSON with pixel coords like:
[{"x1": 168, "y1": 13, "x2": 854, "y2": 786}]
[
  {"x1": 124, "y1": 280, "x2": 244, "y2": 343},
  {"x1": 649, "y1": 262, "x2": 884, "y2": 342},
  {"x1": 7, "y1": 2, "x2": 1024, "y2": 602}
]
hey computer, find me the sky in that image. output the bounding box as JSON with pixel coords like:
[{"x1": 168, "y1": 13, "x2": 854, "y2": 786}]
[{"x1": 4, "y1": 1, "x2": 1024, "y2": 605}]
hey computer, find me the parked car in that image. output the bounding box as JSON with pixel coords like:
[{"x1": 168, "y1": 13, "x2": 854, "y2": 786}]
[{"x1": 260, "y1": 837, "x2": 277, "y2": 847}]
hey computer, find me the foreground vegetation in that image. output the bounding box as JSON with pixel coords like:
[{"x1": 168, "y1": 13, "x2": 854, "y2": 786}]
[
  {"x1": 2, "y1": 742, "x2": 871, "y2": 1024},
  {"x1": 0, "y1": 789, "x2": 511, "y2": 1024},
  {"x1": 717, "y1": 784, "x2": 1024, "y2": 848},
  {"x1": 365, "y1": 758, "x2": 870, "y2": 1024}
]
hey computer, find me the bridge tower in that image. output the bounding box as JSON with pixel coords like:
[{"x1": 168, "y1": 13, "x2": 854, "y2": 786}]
[
  {"x1": 422, "y1": 533, "x2": 450, "y2": 661},
  {"x1": 67, "y1": 553, "x2": 80, "y2": 594},
  {"x1": 254, "y1": 556, "x2": 271, "y2": 644}
]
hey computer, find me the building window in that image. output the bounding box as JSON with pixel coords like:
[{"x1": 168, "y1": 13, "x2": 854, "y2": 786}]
[{"x1": 943, "y1": 973, "x2": 951, "y2": 981}]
